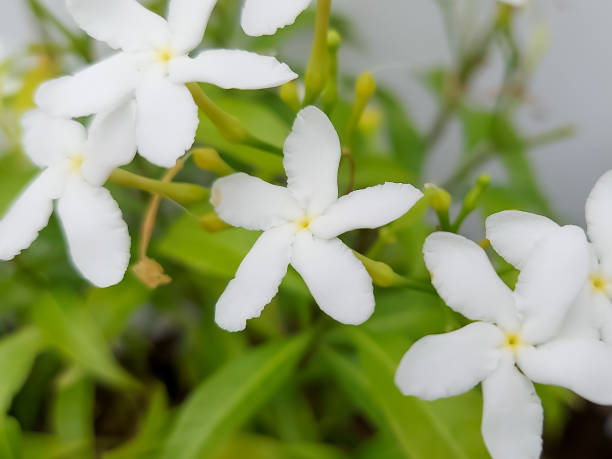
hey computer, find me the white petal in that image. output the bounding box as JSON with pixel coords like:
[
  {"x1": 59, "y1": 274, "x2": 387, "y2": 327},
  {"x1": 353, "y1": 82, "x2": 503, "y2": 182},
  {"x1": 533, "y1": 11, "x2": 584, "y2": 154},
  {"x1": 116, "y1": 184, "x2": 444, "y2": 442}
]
[
  {"x1": 395, "y1": 322, "x2": 503, "y2": 401},
  {"x1": 485, "y1": 210, "x2": 559, "y2": 270},
  {"x1": 0, "y1": 167, "x2": 65, "y2": 260},
  {"x1": 555, "y1": 285, "x2": 600, "y2": 341},
  {"x1": 35, "y1": 53, "x2": 140, "y2": 118},
  {"x1": 283, "y1": 106, "x2": 341, "y2": 215},
  {"x1": 215, "y1": 225, "x2": 294, "y2": 332},
  {"x1": 66, "y1": 0, "x2": 169, "y2": 51},
  {"x1": 481, "y1": 354, "x2": 543, "y2": 459},
  {"x1": 311, "y1": 183, "x2": 423, "y2": 239},
  {"x1": 291, "y1": 232, "x2": 374, "y2": 325},
  {"x1": 169, "y1": 50, "x2": 297, "y2": 88},
  {"x1": 135, "y1": 75, "x2": 198, "y2": 167},
  {"x1": 598, "y1": 296, "x2": 612, "y2": 345},
  {"x1": 57, "y1": 178, "x2": 130, "y2": 287},
  {"x1": 515, "y1": 225, "x2": 590, "y2": 344},
  {"x1": 21, "y1": 110, "x2": 86, "y2": 168},
  {"x1": 586, "y1": 170, "x2": 612, "y2": 277},
  {"x1": 241, "y1": 0, "x2": 311, "y2": 36},
  {"x1": 423, "y1": 232, "x2": 519, "y2": 330},
  {"x1": 211, "y1": 173, "x2": 301, "y2": 231},
  {"x1": 518, "y1": 339, "x2": 612, "y2": 405},
  {"x1": 82, "y1": 101, "x2": 137, "y2": 186},
  {"x1": 167, "y1": 0, "x2": 217, "y2": 54}
]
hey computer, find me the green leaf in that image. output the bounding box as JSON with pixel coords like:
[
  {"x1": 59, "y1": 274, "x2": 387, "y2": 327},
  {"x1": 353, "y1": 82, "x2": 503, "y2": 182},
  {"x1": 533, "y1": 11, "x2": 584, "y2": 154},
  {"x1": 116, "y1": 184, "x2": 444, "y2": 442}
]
[
  {"x1": 0, "y1": 327, "x2": 43, "y2": 414},
  {"x1": 32, "y1": 293, "x2": 138, "y2": 390},
  {"x1": 0, "y1": 417, "x2": 22, "y2": 459},
  {"x1": 86, "y1": 274, "x2": 151, "y2": 339},
  {"x1": 158, "y1": 333, "x2": 312, "y2": 459},
  {"x1": 21, "y1": 434, "x2": 89, "y2": 459},
  {"x1": 52, "y1": 369, "x2": 94, "y2": 447}
]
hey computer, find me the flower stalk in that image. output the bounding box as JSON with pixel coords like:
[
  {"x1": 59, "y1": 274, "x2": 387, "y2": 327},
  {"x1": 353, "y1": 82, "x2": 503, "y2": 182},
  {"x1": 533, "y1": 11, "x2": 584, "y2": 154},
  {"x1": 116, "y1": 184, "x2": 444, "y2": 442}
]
[
  {"x1": 303, "y1": 0, "x2": 332, "y2": 105},
  {"x1": 108, "y1": 168, "x2": 209, "y2": 204}
]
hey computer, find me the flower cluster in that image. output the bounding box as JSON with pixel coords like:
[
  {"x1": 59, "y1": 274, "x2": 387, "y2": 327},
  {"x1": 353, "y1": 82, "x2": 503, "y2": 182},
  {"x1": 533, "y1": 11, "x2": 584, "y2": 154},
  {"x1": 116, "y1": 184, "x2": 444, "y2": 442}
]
[{"x1": 395, "y1": 172, "x2": 612, "y2": 459}]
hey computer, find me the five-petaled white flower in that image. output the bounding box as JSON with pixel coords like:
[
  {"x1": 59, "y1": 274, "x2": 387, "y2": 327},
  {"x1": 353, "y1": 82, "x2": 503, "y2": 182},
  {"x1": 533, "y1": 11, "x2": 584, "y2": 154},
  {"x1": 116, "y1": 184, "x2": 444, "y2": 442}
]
[
  {"x1": 210, "y1": 106, "x2": 423, "y2": 331},
  {"x1": 0, "y1": 106, "x2": 136, "y2": 287},
  {"x1": 486, "y1": 171, "x2": 612, "y2": 345},
  {"x1": 395, "y1": 228, "x2": 612, "y2": 459},
  {"x1": 241, "y1": 0, "x2": 311, "y2": 37},
  {"x1": 34, "y1": 0, "x2": 298, "y2": 168}
]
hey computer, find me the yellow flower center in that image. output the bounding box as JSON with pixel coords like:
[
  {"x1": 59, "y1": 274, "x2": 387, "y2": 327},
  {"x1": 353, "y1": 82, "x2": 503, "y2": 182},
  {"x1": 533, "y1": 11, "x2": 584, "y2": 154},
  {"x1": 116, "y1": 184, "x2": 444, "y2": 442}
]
[
  {"x1": 503, "y1": 332, "x2": 523, "y2": 353},
  {"x1": 590, "y1": 274, "x2": 608, "y2": 294},
  {"x1": 156, "y1": 47, "x2": 174, "y2": 63},
  {"x1": 294, "y1": 215, "x2": 313, "y2": 232},
  {"x1": 68, "y1": 154, "x2": 84, "y2": 174}
]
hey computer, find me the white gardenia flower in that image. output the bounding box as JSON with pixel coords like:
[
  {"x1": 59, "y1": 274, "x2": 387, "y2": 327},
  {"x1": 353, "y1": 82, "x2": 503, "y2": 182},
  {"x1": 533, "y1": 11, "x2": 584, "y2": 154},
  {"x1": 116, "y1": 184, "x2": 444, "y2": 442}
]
[
  {"x1": 210, "y1": 106, "x2": 423, "y2": 331},
  {"x1": 241, "y1": 0, "x2": 311, "y2": 37},
  {"x1": 486, "y1": 171, "x2": 612, "y2": 344},
  {"x1": 34, "y1": 0, "x2": 298, "y2": 168},
  {"x1": 0, "y1": 107, "x2": 137, "y2": 287},
  {"x1": 395, "y1": 228, "x2": 612, "y2": 459}
]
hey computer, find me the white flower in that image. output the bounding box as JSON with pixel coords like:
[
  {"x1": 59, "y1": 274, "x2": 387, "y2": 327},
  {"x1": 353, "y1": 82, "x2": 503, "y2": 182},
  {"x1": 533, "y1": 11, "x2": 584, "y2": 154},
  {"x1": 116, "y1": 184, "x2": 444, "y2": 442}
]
[
  {"x1": 241, "y1": 0, "x2": 311, "y2": 37},
  {"x1": 394, "y1": 229, "x2": 612, "y2": 459},
  {"x1": 0, "y1": 107, "x2": 136, "y2": 287},
  {"x1": 210, "y1": 106, "x2": 423, "y2": 331},
  {"x1": 34, "y1": 0, "x2": 298, "y2": 168},
  {"x1": 486, "y1": 171, "x2": 612, "y2": 344}
]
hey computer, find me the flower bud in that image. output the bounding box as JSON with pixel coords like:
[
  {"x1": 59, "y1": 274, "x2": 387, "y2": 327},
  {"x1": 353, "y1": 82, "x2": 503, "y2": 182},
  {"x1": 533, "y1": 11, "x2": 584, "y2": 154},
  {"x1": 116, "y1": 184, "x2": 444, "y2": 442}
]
[
  {"x1": 424, "y1": 183, "x2": 452, "y2": 212},
  {"x1": 462, "y1": 174, "x2": 490, "y2": 213},
  {"x1": 280, "y1": 81, "x2": 301, "y2": 112},
  {"x1": 192, "y1": 148, "x2": 234, "y2": 176},
  {"x1": 199, "y1": 212, "x2": 231, "y2": 233}
]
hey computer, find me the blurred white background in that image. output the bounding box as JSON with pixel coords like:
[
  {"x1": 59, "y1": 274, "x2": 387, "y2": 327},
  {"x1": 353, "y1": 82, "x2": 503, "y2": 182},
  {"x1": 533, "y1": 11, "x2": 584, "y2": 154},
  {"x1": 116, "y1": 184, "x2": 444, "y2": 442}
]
[{"x1": 3, "y1": 0, "x2": 612, "y2": 224}]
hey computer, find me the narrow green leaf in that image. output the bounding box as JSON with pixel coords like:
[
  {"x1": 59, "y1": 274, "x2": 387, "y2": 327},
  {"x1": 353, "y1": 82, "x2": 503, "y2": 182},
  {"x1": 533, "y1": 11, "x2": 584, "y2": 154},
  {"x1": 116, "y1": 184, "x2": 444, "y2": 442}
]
[
  {"x1": 0, "y1": 327, "x2": 43, "y2": 414},
  {"x1": 159, "y1": 333, "x2": 312, "y2": 459},
  {"x1": 0, "y1": 417, "x2": 22, "y2": 459},
  {"x1": 52, "y1": 369, "x2": 94, "y2": 447},
  {"x1": 32, "y1": 294, "x2": 138, "y2": 390}
]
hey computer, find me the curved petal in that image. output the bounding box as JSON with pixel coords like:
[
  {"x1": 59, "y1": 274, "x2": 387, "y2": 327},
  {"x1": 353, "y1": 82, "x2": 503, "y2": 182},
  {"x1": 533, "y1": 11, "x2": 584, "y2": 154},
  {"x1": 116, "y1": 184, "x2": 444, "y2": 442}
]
[
  {"x1": 169, "y1": 50, "x2": 297, "y2": 88},
  {"x1": 518, "y1": 339, "x2": 612, "y2": 405},
  {"x1": 215, "y1": 225, "x2": 294, "y2": 331},
  {"x1": 283, "y1": 106, "x2": 341, "y2": 215},
  {"x1": 555, "y1": 285, "x2": 600, "y2": 341},
  {"x1": 485, "y1": 210, "x2": 559, "y2": 270},
  {"x1": 135, "y1": 75, "x2": 198, "y2": 167},
  {"x1": 66, "y1": 0, "x2": 169, "y2": 51},
  {"x1": 597, "y1": 296, "x2": 612, "y2": 345},
  {"x1": 482, "y1": 354, "x2": 543, "y2": 459},
  {"x1": 167, "y1": 0, "x2": 217, "y2": 54},
  {"x1": 21, "y1": 110, "x2": 86, "y2": 168},
  {"x1": 586, "y1": 170, "x2": 612, "y2": 277},
  {"x1": 57, "y1": 178, "x2": 130, "y2": 288},
  {"x1": 395, "y1": 322, "x2": 503, "y2": 401},
  {"x1": 311, "y1": 183, "x2": 423, "y2": 239},
  {"x1": 423, "y1": 232, "x2": 519, "y2": 330},
  {"x1": 35, "y1": 53, "x2": 140, "y2": 118},
  {"x1": 291, "y1": 232, "x2": 374, "y2": 325},
  {"x1": 83, "y1": 101, "x2": 137, "y2": 186},
  {"x1": 241, "y1": 0, "x2": 311, "y2": 36},
  {"x1": 211, "y1": 173, "x2": 301, "y2": 231},
  {"x1": 0, "y1": 167, "x2": 65, "y2": 260},
  {"x1": 515, "y1": 225, "x2": 590, "y2": 344}
]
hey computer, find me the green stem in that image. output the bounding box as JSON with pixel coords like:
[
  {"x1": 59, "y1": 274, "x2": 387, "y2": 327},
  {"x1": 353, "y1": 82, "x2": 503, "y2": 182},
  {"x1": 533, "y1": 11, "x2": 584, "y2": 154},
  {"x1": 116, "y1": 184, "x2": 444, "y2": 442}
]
[
  {"x1": 303, "y1": 0, "x2": 332, "y2": 105},
  {"x1": 186, "y1": 83, "x2": 282, "y2": 155},
  {"x1": 108, "y1": 169, "x2": 209, "y2": 204}
]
